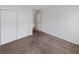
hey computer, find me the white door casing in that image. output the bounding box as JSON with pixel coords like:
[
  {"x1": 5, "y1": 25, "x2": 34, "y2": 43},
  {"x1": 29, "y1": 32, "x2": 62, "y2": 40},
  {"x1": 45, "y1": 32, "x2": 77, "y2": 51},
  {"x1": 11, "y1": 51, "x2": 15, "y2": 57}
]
[{"x1": 36, "y1": 14, "x2": 41, "y2": 31}]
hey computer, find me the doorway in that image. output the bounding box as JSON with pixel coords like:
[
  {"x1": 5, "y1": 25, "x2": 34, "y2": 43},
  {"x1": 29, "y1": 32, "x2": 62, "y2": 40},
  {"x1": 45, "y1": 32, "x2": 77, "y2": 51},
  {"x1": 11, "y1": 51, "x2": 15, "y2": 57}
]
[{"x1": 32, "y1": 9, "x2": 41, "y2": 33}]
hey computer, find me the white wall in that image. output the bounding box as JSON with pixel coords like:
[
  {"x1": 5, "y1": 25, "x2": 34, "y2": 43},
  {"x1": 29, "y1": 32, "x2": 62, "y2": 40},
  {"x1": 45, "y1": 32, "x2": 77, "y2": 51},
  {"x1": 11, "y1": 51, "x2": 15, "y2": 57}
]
[{"x1": 40, "y1": 6, "x2": 79, "y2": 45}]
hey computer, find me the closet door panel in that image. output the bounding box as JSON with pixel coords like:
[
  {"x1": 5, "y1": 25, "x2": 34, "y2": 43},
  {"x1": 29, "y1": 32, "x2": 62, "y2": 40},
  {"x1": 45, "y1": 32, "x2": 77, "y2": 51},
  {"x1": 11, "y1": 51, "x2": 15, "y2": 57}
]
[
  {"x1": 17, "y1": 12, "x2": 28, "y2": 39},
  {"x1": 1, "y1": 10, "x2": 16, "y2": 45},
  {"x1": 28, "y1": 13, "x2": 33, "y2": 35}
]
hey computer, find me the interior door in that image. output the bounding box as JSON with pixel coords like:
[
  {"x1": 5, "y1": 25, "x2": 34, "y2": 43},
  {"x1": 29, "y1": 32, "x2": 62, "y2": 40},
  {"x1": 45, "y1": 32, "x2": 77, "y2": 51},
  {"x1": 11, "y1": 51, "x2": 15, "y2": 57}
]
[
  {"x1": 17, "y1": 12, "x2": 29, "y2": 39},
  {"x1": 1, "y1": 10, "x2": 17, "y2": 45},
  {"x1": 36, "y1": 14, "x2": 41, "y2": 31}
]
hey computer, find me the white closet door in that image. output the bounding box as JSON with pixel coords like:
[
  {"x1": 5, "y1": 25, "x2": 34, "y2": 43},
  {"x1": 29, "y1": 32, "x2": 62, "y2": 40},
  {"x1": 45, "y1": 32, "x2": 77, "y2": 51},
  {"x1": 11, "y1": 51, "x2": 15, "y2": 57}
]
[
  {"x1": 17, "y1": 12, "x2": 28, "y2": 39},
  {"x1": 1, "y1": 10, "x2": 17, "y2": 45},
  {"x1": 28, "y1": 13, "x2": 33, "y2": 36}
]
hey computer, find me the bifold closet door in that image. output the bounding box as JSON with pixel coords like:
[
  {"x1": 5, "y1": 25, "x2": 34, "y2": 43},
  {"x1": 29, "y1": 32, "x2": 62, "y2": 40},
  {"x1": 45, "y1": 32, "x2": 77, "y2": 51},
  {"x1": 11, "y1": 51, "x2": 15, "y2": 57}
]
[
  {"x1": 1, "y1": 10, "x2": 17, "y2": 45},
  {"x1": 17, "y1": 12, "x2": 29, "y2": 39}
]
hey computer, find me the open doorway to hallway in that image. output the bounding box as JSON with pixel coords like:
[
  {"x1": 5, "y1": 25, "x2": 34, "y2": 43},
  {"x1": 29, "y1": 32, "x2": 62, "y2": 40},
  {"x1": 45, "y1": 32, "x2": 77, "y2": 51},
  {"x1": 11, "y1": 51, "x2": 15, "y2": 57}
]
[{"x1": 32, "y1": 9, "x2": 41, "y2": 33}]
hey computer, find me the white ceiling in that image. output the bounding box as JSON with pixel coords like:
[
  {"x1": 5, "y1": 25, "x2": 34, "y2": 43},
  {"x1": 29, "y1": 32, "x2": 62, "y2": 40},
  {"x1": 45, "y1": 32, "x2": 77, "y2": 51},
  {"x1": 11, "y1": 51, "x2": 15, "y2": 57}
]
[
  {"x1": 24, "y1": 5, "x2": 51, "y2": 9},
  {"x1": 0, "y1": 5, "x2": 51, "y2": 10}
]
